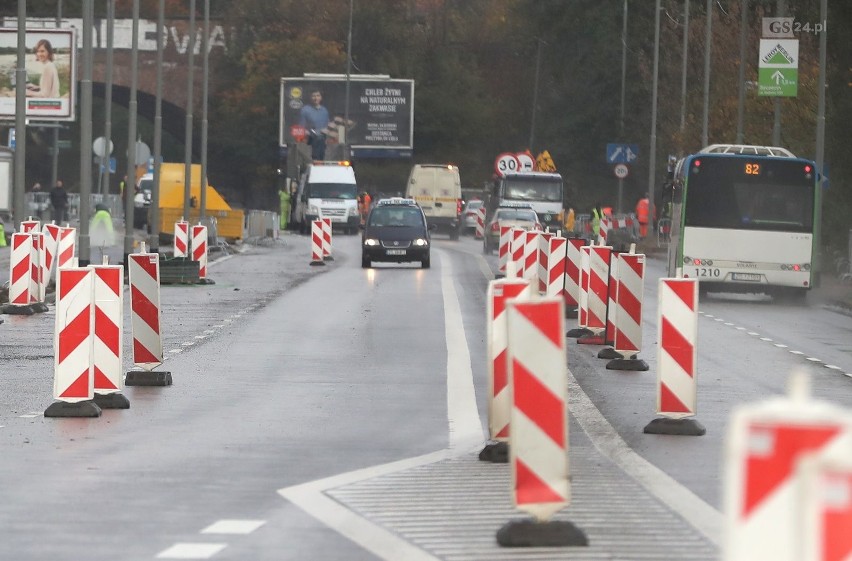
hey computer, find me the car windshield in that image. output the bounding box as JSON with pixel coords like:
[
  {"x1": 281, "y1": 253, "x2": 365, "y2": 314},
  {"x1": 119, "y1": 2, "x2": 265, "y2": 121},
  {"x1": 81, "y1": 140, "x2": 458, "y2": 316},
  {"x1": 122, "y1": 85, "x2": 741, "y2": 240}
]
[
  {"x1": 496, "y1": 209, "x2": 536, "y2": 222},
  {"x1": 309, "y1": 183, "x2": 357, "y2": 199},
  {"x1": 466, "y1": 200, "x2": 483, "y2": 210},
  {"x1": 369, "y1": 207, "x2": 423, "y2": 227}
]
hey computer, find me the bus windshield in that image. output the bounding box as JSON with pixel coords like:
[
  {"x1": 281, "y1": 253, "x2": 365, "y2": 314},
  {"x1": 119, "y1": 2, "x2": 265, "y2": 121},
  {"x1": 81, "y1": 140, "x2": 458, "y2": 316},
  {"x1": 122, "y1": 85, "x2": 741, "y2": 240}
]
[
  {"x1": 501, "y1": 177, "x2": 562, "y2": 202},
  {"x1": 684, "y1": 157, "x2": 814, "y2": 233}
]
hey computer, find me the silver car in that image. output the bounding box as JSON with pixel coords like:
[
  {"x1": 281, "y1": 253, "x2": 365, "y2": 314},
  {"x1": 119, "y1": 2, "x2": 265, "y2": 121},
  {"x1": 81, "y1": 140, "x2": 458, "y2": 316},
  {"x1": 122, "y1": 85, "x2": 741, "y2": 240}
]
[
  {"x1": 461, "y1": 199, "x2": 485, "y2": 234},
  {"x1": 483, "y1": 206, "x2": 541, "y2": 254}
]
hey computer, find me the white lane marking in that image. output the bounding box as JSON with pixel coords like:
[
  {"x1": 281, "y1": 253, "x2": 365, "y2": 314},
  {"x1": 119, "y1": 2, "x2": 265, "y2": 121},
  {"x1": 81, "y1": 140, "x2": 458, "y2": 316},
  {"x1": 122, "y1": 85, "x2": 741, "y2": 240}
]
[
  {"x1": 20, "y1": 413, "x2": 42, "y2": 418},
  {"x1": 204, "y1": 330, "x2": 215, "y2": 334},
  {"x1": 195, "y1": 335, "x2": 208, "y2": 340},
  {"x1": 181, "y1": 341, "x2": 195, "y2": 347},
  {"x1": 565, "y1": 368, "x2": 723, "y2": 546},
  {"x1": 790, "y1": 350, "x2": 805, "y2": 355},
  {"x1": 774, "y1": 343, "x2": 789, "y2": 348},
  {"x1": 747, "y1": 331, "x2": 760, "y2": 336},
  {"x1": 155, "y1": 543, "x2": 227, "y2": 559},
  {"x1": 278, "y1": 451, "x2": 451, "y2": 561},
  {"x1": 714, "y1": 318, "x2": 724, "y2": 322},
  {"x1": 736, "y1": 326, "x2": 747, "y2": 331},
  {"x1": 724, "y1": 322, "x2": 734, "y2": 326},
  {"x1": 212, "y1": 324, "x2": 225, "y2": 329},
  {"x1": 760, "y1": 337, "x2": 773, "y2": 342},
  {"x1": 439, "y1": 251, "x2": 485, "y2": 451},
  {"x1": 806, "y1": 357, "x2": 822, "y2": 363},
  {"x1": 168, "y1": 349, "x2": 183, "y2": 354},
  {"x1": 826, "y1": 365, "x2": 842, "y2": 370},
  {"x1": 276, "y1": 249, "x2": 483, "y2": 561},
  {"x1": 200, "y1": 519, "x2": 266, "y2": 535}
]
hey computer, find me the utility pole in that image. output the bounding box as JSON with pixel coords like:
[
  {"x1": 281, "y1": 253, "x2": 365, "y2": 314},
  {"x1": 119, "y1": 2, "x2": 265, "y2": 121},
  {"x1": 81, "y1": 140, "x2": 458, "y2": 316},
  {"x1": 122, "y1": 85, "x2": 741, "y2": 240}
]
[
  {"x1": 617, "y1": 0, "x2": 627, "y2": 213},
  {"x1": 648, "y1": 0, "x2": 661, "y2": 228},
  {"x1": 124, "y1": 0, "x2": 139, "y2": 263},
  {"x1": 200, "y1": 0, "x2": 210, "y2": 220},
  {"x1": 813, "y1": 0, "x2": 827, "y2": 275},
  {"x1": 680, "y1": 0, "x2": 689, "y2": 133},
  {"x1": 79, "y1": 0, "x2": 94, "y2": 265},
  {"x1": 772, "y1": 0, "x2": 786, "y2": 146},
  {"x1": 14, "y1": 0, "x2": 26, "y2": 227},
  {"x1": 736, "y1": 0, "x2": 748, "y2": 143},
  {"x1": 701, "y1": 0, "x2": 712, "y2": 147},
  {"x1": 102, "y1": 0, "x2": 114, "y2": 195},
  {"x1": 183, "y1": 0, "x2": 196, "y2": 220},
  {"x1": 343, "y1": 0, "x2": 354, "y2": 160},
  {"x1": 51, "y1": 0, "x2": 63, "y2": 191},
  {"x1": 150, "y1": 0, "x2": 164, "y2": 251}
]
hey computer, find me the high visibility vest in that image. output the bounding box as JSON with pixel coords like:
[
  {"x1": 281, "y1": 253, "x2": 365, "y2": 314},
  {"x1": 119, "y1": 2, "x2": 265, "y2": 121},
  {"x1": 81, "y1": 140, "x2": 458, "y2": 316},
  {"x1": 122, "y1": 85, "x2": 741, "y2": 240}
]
[
  {"x1": 0, "y1": 221, "x2": 6, "y2": 247},
  {"x1": 563, "y1": 208, "x2": 575, "y2": 232},
  {"x1": 636, "y1": 198, "x2": 650, "y2": 223},
  {"x1": 591, "y1": 208, "x2": 601, "y2": 236}
]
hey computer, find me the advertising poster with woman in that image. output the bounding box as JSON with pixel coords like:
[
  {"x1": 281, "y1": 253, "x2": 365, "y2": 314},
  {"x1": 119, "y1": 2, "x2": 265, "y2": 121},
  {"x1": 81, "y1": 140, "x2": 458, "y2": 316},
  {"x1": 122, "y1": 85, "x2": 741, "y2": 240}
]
[{"x1": 0, "y1": 28, "x2": 76, "y2": 121}]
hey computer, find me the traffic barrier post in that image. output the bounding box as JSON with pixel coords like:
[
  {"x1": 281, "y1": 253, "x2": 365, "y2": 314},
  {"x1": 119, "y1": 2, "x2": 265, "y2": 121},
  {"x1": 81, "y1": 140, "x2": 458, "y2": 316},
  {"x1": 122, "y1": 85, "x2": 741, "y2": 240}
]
[
  {"x1": 42, "y1": 222, "x2": 61, "y2": 286},
  {"x1": 597, "y1": 250, "x2": 620, "y2": 359},
  {"x1": 44, "y1": 267, "x2": 102, "y2": 418},
  {"x1": 28, "y1": 232, "x2": 49, "y2": 312},
  {"x1": 497, "y1": 295, "x2": 587, "y2": 547},
  {"x1": 577, "y1": 244, "x2": 610, "y2": 345},
  {"x1": 536, "y1": 231, "x2": 554, "y2": 294},
  {"x1": 607, "y1": 249, "x2": 649, "y2": 371},
  {"x1": 497, "y1": 224, "x2": 512, "y2": 275},
  {"x1": 723, "y1": 371, "x2": 852, "y2": 561},
  {"x1": 797, "y1": 433, "x2": 852, "y2": 561},
  {"x1": 474, "y1": 205, "x2": 486, "y2": 239},
  {"x1": 644, "y1": 277, "x2": 705, "y2": 436},
  {"x1": 191, "y1": 224, "x2": 214, "y2": 285},
  {"x1": 57, "y1": 226, "x2": 76, "y2": 270},
  {"x1": 321, "y1": 217, "x2": 333, "y2": 260},
  {"x1": 563, "y1": 237, "x2": 583, "y2": 319},
  {"x1": 480, "y1": 266, "x2": 530, "y2": 463},
  {"x1": 309, "y1": 220, "x2": 325, "y2": 266},
  {"x1": 566, "y1": 244, "x2": 593, "y2": 338},
  {"x1": 91, "y1": 262, "x2": 130, "y2": 409},
  {"x1": 173, "y1": 219, "x2": 189, "y2": 258},
  {"x1": 125, "y1": 243, "x2": 173, "y2": 386},
  {"x1": 522, "y1": 230, "x2": 539, "y2": 284},
  {"x1": 545, "y1": 235, "x2": 569, "y2": 305},
  {"x1": 509, "y1": 228, "x2": 525, "y2": 278},
  {"x1": 19, "y1": 218, "x2": 40, "y2": 233},
  {"x1": 3, "y1": 233, "x2": 36, "y2": 315}
]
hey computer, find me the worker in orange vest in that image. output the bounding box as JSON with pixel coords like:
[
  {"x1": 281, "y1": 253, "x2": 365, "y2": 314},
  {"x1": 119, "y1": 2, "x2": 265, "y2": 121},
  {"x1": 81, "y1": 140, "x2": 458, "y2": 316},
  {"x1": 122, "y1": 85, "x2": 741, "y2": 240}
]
[
  {"x1": 358, "y1": 191, "x2": 372, "y2": 225},
  {"x1": 635, "y1": 193, "x2": 650, "y2": 238}
]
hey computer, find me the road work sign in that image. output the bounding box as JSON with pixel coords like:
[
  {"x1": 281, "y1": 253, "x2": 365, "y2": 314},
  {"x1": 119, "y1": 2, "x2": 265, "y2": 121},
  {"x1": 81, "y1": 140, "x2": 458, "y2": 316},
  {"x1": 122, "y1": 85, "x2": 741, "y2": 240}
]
[{"x1": 758, "y1": 39, "x2": 798, "y2": 97}]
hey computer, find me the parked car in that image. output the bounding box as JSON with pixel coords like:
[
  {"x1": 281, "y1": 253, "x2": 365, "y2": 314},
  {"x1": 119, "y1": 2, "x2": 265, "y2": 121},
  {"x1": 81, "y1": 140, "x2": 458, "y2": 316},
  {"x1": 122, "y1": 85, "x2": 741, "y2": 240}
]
[
  {"x1": 461, "y1": 199, "x2": 485, "y2": 234},
  {"x1": 483, "y1": 205, "x2": 541, "y2": 254}
]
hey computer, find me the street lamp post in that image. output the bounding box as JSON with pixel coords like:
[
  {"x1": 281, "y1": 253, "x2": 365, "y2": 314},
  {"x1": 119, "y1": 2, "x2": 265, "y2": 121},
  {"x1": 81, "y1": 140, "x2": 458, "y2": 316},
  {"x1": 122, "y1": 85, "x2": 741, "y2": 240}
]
[
  {"x1": 648, "y1": 0, "x2": 661, "y2": 231},
  {"x1": 124, "y1": 0, "x2": 139, "y2": 262},
  {"x1": 183, "y1": 0, "x2": 197, "y2": 220},
  {"x1": 200, "y1": 0, "x2": 210, "y2": 220},
  {"x1": 343, "y1": 0, "x2": 353, "y2": 160},
  {"x1": 14, "y1": 0, "x2": 26, "y2": 227},
  {"x1": 79, "y1": 0, "x2": 94, "y2": 266}
]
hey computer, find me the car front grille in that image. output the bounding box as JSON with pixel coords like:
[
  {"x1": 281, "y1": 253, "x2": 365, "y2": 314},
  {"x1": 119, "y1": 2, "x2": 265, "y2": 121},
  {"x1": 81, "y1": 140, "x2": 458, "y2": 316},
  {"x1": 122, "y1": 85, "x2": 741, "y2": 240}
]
[{"x1": 381, "y1": 240, "x2": 412, "y2": 249}]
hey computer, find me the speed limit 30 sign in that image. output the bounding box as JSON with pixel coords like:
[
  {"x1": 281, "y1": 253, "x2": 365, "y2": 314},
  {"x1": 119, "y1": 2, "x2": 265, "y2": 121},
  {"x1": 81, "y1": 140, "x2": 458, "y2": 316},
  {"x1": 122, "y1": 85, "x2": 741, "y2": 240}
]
[
  {"x1": 495, "y1": 153, "x2": 521, "y2": 177},
  {"x1": 613, "y1": 163, "x2": 629, "y2": 179}
]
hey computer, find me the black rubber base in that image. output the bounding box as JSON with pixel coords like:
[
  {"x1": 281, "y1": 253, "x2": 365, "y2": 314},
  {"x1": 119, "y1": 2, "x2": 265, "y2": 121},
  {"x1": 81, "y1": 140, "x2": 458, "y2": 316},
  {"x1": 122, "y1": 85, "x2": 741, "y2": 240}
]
[
  {"x1": 597, "y1": 347, "x2": 621, "y2": 359},
  {"x1": 607, "y1": 357, "x2": 649, "y2": 371},
  {"x1": 44, "y1": 400, "x2": 102, "y2": 418},
  {"x1": 1, "y1": 304, "x2": 35, "y2": 315},
  {"x1": 323, "y1": 255, "x2": 335, "y2": 261},
  {"x1": 309, "y1": 261, "x2": 326, "y2": 267},
  {"x1": 93, "y1": 392, "x2": 131, "y2": 409},
  {"x1": 478, "y1": 441, "x2": 509, "y2": 463},
  {"x1": 30, "y1": 302, "x2": 50, "y2": 313},
  {"x1": 125, "y1": 370, "x2": 173, "y2": 386},
  {"x1": 566, "y1": 327, "x2": 592, "y2": 339},
  {"x1": 643, "y1": 417, "x2": 706, "y2": 436},
  {"x1": 196, "y1": 278, "x2": 216, "y2": 285},
  {"x1": 497, "y1": 519, "x2": 589, "y2": 547},
  {"x1": 577, "y1": 333, "x2": 605, "y2": 345}
]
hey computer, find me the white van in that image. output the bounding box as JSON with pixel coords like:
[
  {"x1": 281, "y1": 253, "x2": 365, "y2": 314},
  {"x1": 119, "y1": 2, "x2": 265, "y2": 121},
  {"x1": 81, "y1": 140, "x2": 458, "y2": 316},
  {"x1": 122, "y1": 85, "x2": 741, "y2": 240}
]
[
  {"x1": 294, "y1": 161, "x2": 360, "y2": 235},
  {"x1": 404, "y1": 164, "x2": 462, "y2": 239}
]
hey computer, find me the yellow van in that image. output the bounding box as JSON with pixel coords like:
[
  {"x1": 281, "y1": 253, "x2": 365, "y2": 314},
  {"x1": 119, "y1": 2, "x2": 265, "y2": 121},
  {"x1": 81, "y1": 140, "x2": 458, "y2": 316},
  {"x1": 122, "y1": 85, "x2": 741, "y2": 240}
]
[{"x1": 404, "y1": 164, "x2": 462, "y2": 240}]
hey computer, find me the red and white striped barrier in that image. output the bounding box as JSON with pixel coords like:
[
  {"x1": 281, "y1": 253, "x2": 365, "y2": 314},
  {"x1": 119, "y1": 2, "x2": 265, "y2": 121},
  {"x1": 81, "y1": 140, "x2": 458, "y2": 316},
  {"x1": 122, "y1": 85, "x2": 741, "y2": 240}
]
[
  {"x1": 497, "y1": 295, "x2": 586, "y2": 546},
  {"x1": 798, "y1": 434, "x2": 852, "y2": 561},
  {"x1": 174, "y1": 220, "x2": 189, "y2": 258},
  {"x1": 644, "y1": 278, "x2": 704, "y2": 435},
  {"x1": 309, "y1": 219, "x2": 325, "y2": 266},
  {"x1": 723, "y1": 373, "x2": 852, "y2": 561},
  {"x1": 509, "y1": 228, "x2": 525, "y2": 278},
  {"x1": 545, "y1": 235, "x2": 568, "y2": 302},
  {"x1": 51, "y1": 267, "x2": 95, "y2": 403},
  {"x1": 600, "y1": 252, "x2": 618, "y2": 352},
  {"x1": 191, "y1": 224, "x2": 209, "y2": 280},
  {"x1": 577, "y1": 245, "x2": 610, "y2": 345},
  {"x1": 29, "y1": 232, "x2": 45, "y2": 304},
  {"x1": 483, "y1": 275, "x2": 531, "y2": 461},
  {"x1": 474, "y1": 205, "x2": 486, "y2": 239},
  {"x1": 321, "y1": 217, "x2": 333, "y2": 259},
  {"x1": 42, "y1": 223, "x2": 61, "y2": 284},
  {"x1": 91, "y1": 264, "x2": 129, "y2": 408},
  {"x1": 567, "y1": 244, "x2": 593, "y2": 338},
  {"x1": 536, "y1": 231, "x2": 554, "y2": 293},
  {"x1": 563, "y1": 238, "x2": 583, "y2": 317},
  {"x1": 20, "y1": 218, "x2": 40, "y2": 233},
  {"x1": 600, "y1": 216, "x2": 636, "y2": 244},
  {"x1": 523, "y1": 231, "x2": 540, "y2": 283},
  {"x1": 8, "y1": 233, "x2": 33, "y2": 306},
  {"x1": 606, "y1": 251, "x2": 649, "y2": 370},
  {"x1": 57, "y1": 226, "x2": 76, "y2": 269},
  {"x1": 497, "y1": 224, "x2": 512, "y2": 274},
  {"x1": 125, "y1": 247, "x2": 172, "y2": 386}
]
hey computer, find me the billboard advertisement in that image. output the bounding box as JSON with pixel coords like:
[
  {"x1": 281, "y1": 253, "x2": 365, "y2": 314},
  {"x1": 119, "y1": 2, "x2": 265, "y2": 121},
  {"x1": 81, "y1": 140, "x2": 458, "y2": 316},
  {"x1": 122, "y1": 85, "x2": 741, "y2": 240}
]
[
  {"x1": 279, "y1": 75, "x2": 413, "y2": 157},
  {"x1": 0, "y1": 28, "x2": 77, "y2": 121}
]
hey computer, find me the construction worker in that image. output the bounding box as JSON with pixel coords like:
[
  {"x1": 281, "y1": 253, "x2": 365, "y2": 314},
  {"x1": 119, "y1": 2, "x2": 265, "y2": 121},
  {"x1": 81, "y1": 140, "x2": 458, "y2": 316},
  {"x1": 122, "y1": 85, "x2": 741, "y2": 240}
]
[
  {"x1": 0, "y1": 220, "x2": 6, "y2": 247},
  {"x1": 591, "y1": 202, "x2": 602, "y2": 241},
  {"x1": 636, "y1": 192, "x2": 650, "y2": 238},
  {"x1": 278, "y1": 187, "x2": 291, "y2": 230},
  {"x1": 358, "y1": 191, "x2": 371, "y2": 225},
  {"x1": 90, "y1": 203, "x2": 115, "y2": 250},
  {"x1": 563, "y1": 205, "x2": 575, "y2": 235}
]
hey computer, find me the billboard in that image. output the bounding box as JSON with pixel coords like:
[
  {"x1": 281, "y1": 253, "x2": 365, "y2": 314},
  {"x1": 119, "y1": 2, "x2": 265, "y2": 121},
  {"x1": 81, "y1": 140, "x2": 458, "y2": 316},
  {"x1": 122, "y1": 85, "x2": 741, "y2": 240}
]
[
  {"x1": 279, "y1": 75, "x2": 414, "y2": 157},
  {"x1": 0, "y1": 28, "x2": 77, "y2": 121}
]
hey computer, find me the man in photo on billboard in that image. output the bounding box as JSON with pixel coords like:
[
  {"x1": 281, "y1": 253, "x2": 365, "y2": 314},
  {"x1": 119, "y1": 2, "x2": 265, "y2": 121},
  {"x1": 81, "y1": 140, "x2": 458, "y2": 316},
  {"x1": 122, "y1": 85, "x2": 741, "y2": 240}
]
[
  {"x1": 26, "y1": 39, "x2": 59, "y2": 98},
  {"x1": 300, "y1": 89, "x2": 330, "y2": 160}
]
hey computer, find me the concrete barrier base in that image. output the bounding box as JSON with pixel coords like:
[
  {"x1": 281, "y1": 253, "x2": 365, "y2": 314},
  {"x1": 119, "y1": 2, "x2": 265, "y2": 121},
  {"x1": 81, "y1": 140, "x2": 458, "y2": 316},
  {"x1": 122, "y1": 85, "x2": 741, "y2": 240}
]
[
  {"x1": 309, "y1": 261, "x2": 326, "y2": 267},
  {"x1": 643, "y1": 417, "x2": 706, "y2": 436},
  {"x1": 478, "y1": 441, "x2": 508, "y2": 463},
  {"x1": 497, "y1": 518, "x2": 588, "y2": 547},
  {"x1": 125, "y1": 370, "x2": 173, "y2": 386},
  {"x1": 94, "y1": 392, "x2": 131, "y2": 409},
  {"x1": 44, "y1": 400, "x2": 102, "y2": 418},
  {"x1": 566, "y1": 327, "x2": 592, "y2": 338},
  {"x1": 196, "y1": 278, "x2": 216, "y2": 285},
  {"x1": 1, "y1": 303, "x2": 36, "y2": 315},
  {"x1": 577, "y1": 333, "x2": 605, "y2": 345}
]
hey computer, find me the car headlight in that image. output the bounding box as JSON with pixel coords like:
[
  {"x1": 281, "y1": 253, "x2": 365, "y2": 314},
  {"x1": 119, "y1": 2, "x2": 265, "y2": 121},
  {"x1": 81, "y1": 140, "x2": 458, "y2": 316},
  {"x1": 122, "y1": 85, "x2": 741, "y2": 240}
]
[
  {"x1": 413, "y1": 238, "x2": 428, "y2": 247},
  {"x1": 364, "y1": 238, "x2": 379, "y2": 246}
]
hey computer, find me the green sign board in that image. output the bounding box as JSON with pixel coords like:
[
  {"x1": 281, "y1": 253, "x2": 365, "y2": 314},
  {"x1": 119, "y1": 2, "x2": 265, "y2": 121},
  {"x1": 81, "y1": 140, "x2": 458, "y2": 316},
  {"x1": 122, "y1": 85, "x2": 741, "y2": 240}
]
[
  {"x1": 758, "y1": 68, "x2": 799, "y2": 97},
  {"x1": 758, "y1": 39, "x2": 799, "y2": 97}
]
